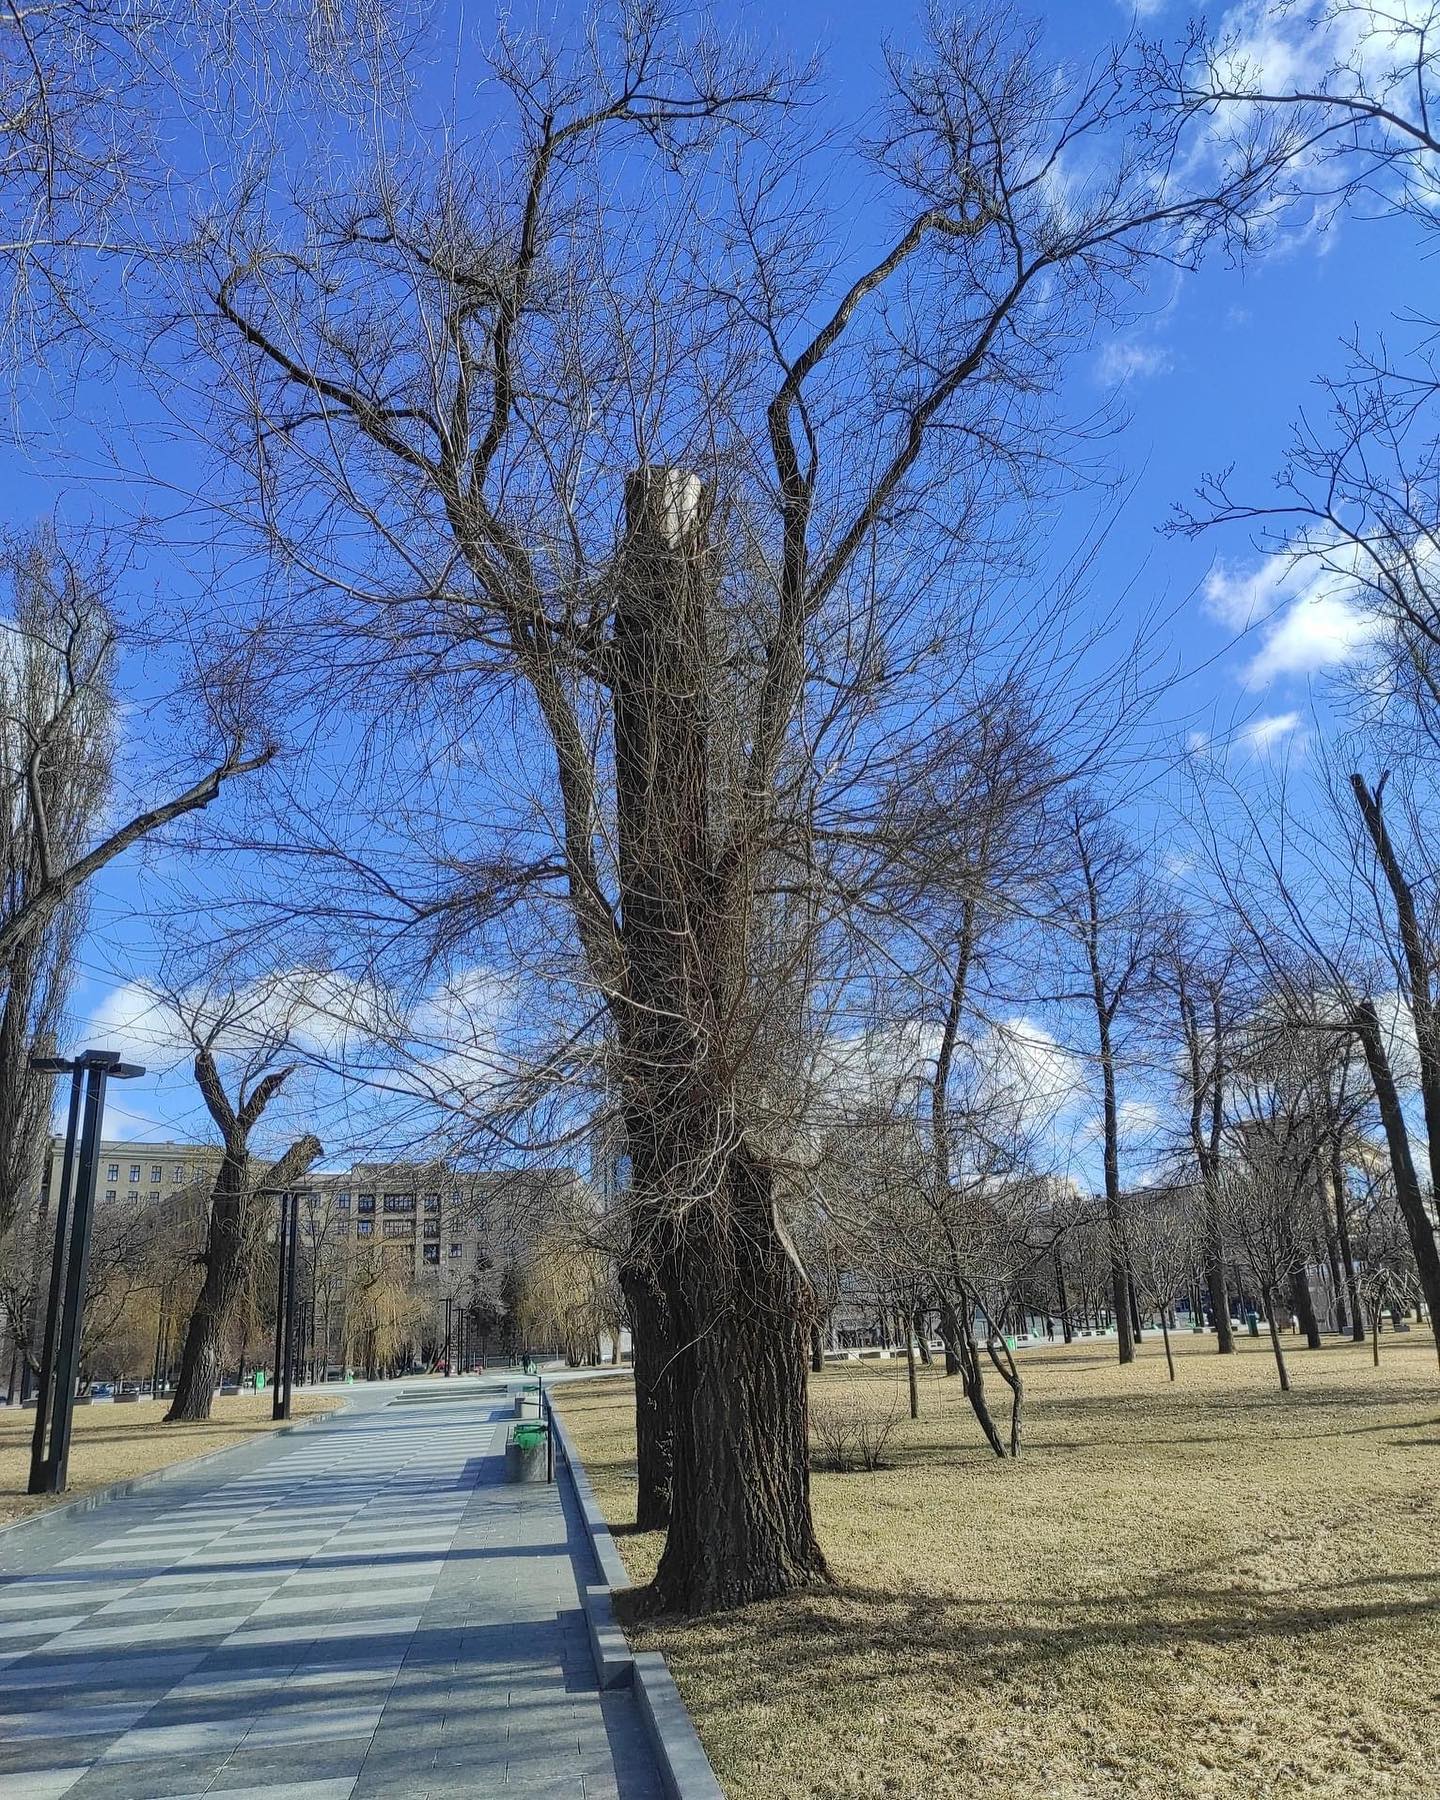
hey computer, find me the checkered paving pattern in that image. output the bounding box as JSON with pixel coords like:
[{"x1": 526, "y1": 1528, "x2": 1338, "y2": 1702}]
[{"x1": 0, "y1": 1387, "x2": 662, "y2": 1799}]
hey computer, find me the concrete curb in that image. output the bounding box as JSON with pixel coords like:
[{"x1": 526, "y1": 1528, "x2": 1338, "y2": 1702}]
[
  {"x1": 0, "y1": 1396, "x2": 347, "y2": 1542},
  {"x1": 549, "y1": 1400, "x2": 724, "y2": 1800}
]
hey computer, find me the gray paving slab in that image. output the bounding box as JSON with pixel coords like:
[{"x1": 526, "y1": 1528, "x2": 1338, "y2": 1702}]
[{"x1": 0, "y1": 1382, "x2": 665, "y2": 1799}]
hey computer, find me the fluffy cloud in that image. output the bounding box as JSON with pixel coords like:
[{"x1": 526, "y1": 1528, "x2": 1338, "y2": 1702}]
[
  {"x1": 975, "y1": 1018, "x2": 1088, "y2": 1136},
  {"x1": 1203, "y1": 543, "x2": 1377, "y2": 685},
  {"x1": 84, "y1": 963, "x2": 516, "y2": 1098},
  {"x1": 1238, "y1": 709, "x2": 1303, "y2": 754}
]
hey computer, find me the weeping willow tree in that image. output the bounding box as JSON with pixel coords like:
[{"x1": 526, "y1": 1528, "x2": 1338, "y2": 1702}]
[
  {"x1": 512, "y1": 1227, "x2": 623, "y2": 1365},
  {"x1": 0, "y1": 530, "x2": 114, "y2": 1254}
]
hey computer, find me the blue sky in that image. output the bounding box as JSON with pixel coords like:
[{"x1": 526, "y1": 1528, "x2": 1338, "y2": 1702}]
[{"x1": 4, "y1": 0, "x2": 1425, "y2": 1168}]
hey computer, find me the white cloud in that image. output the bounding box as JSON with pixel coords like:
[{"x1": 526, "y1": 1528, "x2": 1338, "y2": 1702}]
[
  {"x1": 976, "y1": 1018, "x2": 1088, "y2": 1136},
  {"x1": 1096, "y1": 338, "x2": 1172, "y2": 384},
  {"x1": 1245, "y1": 590, "x2": 1375, "y2": 683},
  {"x1": 1238, "y1": 709, "x2": 1302, "y2": 754},
  {"x1": 1203, "y1": 543, "x2": 1378, "y2": 685}
]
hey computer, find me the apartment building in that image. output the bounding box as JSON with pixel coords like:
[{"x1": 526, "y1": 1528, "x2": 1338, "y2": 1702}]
[
  {"x1": 44, "y1": 1140, "x2": 577, "y2": 1286},
  {"x1": 43, "y1": 1140, "x2": 222, "y2": 1215},
  {"x1": 295, "y1": 1162, "x2": 575, "y2": 1286}
]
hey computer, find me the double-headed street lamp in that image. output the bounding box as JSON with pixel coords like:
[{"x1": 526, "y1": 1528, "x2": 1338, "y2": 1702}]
[
  {"x1": 257, "y1": 1186, "x2": 308, "y2": 1421},
  {"x1": 27, "y1": 1048, "x2": 145, "y2": 1496}
]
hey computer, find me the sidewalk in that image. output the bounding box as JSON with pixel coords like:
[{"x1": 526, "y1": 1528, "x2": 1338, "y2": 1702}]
[{"x1": 0, "y1": 1381, "x2": 664, "y2": 1799}]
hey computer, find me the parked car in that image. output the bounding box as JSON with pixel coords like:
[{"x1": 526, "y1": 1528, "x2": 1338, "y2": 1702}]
[{"x1": 89, "y1": 1382, "x2": 114, "y2": 1401}]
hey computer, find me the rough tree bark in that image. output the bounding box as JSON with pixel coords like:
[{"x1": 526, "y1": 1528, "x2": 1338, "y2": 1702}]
[
  {"x1": 618, "y1": 1252, "x2": 674, "y2": 1531},
  {"x1": 166, "y1": 1046, "x2": 320, "y2": 1422},
  {"x1": 1350, "y1": 776, "x2": 1440, "y2": 1361},
  {"x1": 612, "y1": 469, "x2": 826, "y2": 1611},
  {"x1": 1353, "y1": 1000, "x2": 1440, "y2": 1364},
  {"x1": 1289, "y1": 1265, "x2": 1322, "y2": 1349}
]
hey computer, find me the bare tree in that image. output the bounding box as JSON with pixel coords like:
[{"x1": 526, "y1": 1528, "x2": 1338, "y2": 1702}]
[
  {"x1": 1055, "y1": 804, "x2": 1159, "y2": 1365},
  {"x1": 1155, "y1": 920, "x2": 1250, "y2": 1354},
  {"x1": 164, "y1": 983, "x2": 323, "y2": 1421},
  {"x1": 1126, "y1": 1185, "x2": 1204, "y2": 1381},
  {"x1": 179, "y1": 3, "x2": 1305, "y2": 1613},
  {"x1": 1156, "y1": 3, "x2": 1440, "y2": 238}
]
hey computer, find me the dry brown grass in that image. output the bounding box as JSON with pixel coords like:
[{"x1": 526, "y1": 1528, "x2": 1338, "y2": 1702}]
[
  {"x1": 556, "y1": 1331, "x2": 1440, "y2": 1800},
  {"x1": 0, "y1": 1390, "x2": 345, "y2": 1527}
]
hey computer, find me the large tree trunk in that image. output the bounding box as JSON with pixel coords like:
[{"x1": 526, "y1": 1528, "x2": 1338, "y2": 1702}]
[
  {"x1": 1354, "y1": 1001, "x2": 1440, "y2": 1363},
  {"x1": 647, "y1": 1142, "x2": 828, "y2": 1614},
  {"x1": 612, "y1": 470, "x2": 825, "y2": 1610},
  {"x1": 940, "y1": 1299, "x2": 1006, "y2": 1457},
  {"x1": 167, "y1": 1133, "x2": 320, "y2": 1422},
  {"x1": 1053, "y1": 1251, "x2": 1073, "y2": 1343},
  {"x1": 619, "y1": 1254, "x2": 674, "y2": 1531},
  {"x1": 1290, "y1": 1265, "x2": 1322, "y2": 1350}
]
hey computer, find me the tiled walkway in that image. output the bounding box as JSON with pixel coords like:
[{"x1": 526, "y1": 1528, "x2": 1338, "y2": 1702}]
[{"x1": 0, "y1": 1383, "x2": 663, "y2": 1799}]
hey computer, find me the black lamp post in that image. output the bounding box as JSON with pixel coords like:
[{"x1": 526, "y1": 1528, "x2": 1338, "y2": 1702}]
[
  {"x1": 27, "y1": 1048, "x2": 145, "y2": 1495},
  {"x1": 260, "y1": 1188, "x2": 310, "y2": 1421}
]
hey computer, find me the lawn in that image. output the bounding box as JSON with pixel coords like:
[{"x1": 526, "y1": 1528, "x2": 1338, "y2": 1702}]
[
  {"x1": 556, "y1": 1331, "x2": 1440, "y2": 1799},
  {"x1": 0, "y1": 1390, "x2": 345, "y2": 1527}
]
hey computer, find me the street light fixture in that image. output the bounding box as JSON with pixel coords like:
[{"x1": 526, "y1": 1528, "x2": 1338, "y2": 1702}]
[
  {"x1": 27, "y1": 1048, "x2": 145, "y2": 1495},
  {"x1": 255, "y1": 1186, "x2": 307, "y2": 1421}
]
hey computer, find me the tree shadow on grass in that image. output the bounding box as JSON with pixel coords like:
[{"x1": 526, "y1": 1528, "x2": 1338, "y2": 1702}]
[{"x1": 632, "y1": 1564, "x2": 1440, "y2": 1716}]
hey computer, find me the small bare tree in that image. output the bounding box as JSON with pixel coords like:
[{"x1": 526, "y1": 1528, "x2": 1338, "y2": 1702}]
[
  {"x1": 1126, "y1": 1185, "x2": 1204, "y2": 1381},
  {"x1": 163, "y1": 981, "x2": 322, "y2": 1421}
]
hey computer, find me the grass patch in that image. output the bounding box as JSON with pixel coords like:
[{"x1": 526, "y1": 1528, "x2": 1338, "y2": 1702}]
[
  {"x1": 556, "y1": 1332, "x2": 1440, "y2": 1798},
  {"x1": 0, "y1": 1390, "x2": 345, "y2": 1527}
]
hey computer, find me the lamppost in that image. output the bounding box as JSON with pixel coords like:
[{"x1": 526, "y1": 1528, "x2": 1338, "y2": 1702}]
[
  {"x1": 261, "y1": 1188, "x2": 305, "y2": 1422},
  {"x1": 27, "y1": 1048, "x2": 145, "y2": 1495}
]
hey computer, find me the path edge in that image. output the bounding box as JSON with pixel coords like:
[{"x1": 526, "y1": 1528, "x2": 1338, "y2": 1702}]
[
  {"x1": 0, "y1": 1396, "x2": 346, "y2": 1541},
  {"x1": 549, "y1": 1399, "x2": 724, "y2": 1800}
]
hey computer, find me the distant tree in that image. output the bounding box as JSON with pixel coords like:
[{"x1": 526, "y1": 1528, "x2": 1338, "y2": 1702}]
[
  {"x1": 1126, "y1": 1186, "x2": 1204, "y2": 1381},
  {"x1": 164, "y1": 983, "x2": 322, "y2": 1421},
  {"x1": 1055, "y1": 804, "x2": 1158, "y2": 1366}
]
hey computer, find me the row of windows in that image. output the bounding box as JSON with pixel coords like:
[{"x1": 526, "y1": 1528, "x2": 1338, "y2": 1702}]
[
  {"x1": 347, "y1": 1221, "x2": 466, "y2": 1260},
  {"x1": 103, "y1": 1163, "x2": 191, "y2": 1185},
  {"x1": 103, "y1": 1189, "x2": 162, "y2": 1205},
  {"x1": 335, "y1": 1191, "x2": 458, "y2": 1212}
]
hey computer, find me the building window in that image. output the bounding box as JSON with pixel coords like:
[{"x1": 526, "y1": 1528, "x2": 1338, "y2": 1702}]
[
  {"x1": 148, "y1": 1189, "x2": 160, "y2": 1204},
  {"x1": 150, "y1": 1164, "x2": 163, "y2": 1184},
  {"x1": 337, "y1": 1194, "x2": 351, "y2": 1211},
  {"x1": 423, "y1": 1192, "x2": 440, "y2": 1211},
  {"x1": 423, "y1": 1220, "x2": 440, "y2": 1239},
  {"x1": 382, "y1": 1218, "x2": 413, "y2": 1238},
  {"x1": 383, "y1": 1193, "x2": 414, "y2": 1213},
  {"x1": 106, "y1": 1163, "x2": 119, "y2": 1182},
  {"x1": 449, "y1": 1242, "x2": 462, "y2": 1258},
  {"x1": 171, "y1": 1165, "x2": 186, "y2": 1181},
  {"x1": 104, "y1": 1189, "x2": 116, "y2": 1203},
  {"x1": 357, "y1": 1194, "x2": 375, "y2": 1213},
  {"x1": 128, "y1": 1165, "x2": 140, "y2": 1183},
  {"x1": 338, "y1": 1190, "x2": 351, "y2": 1205},
  {"x1": 357, "y1": 1219, "x2": 373, "y2": 1237},
  {"x1": 422, "y1": 1244, "x2": 440, "y2": 1265}
]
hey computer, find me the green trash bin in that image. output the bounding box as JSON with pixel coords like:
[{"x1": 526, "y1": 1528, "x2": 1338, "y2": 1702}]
[
  {"x1": 1246, "y1": 1309, "x2": 1260, "y2": 1338},
  {"x1": 506, "y1": 1421, "x2": 549, "y2": 1483}
]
